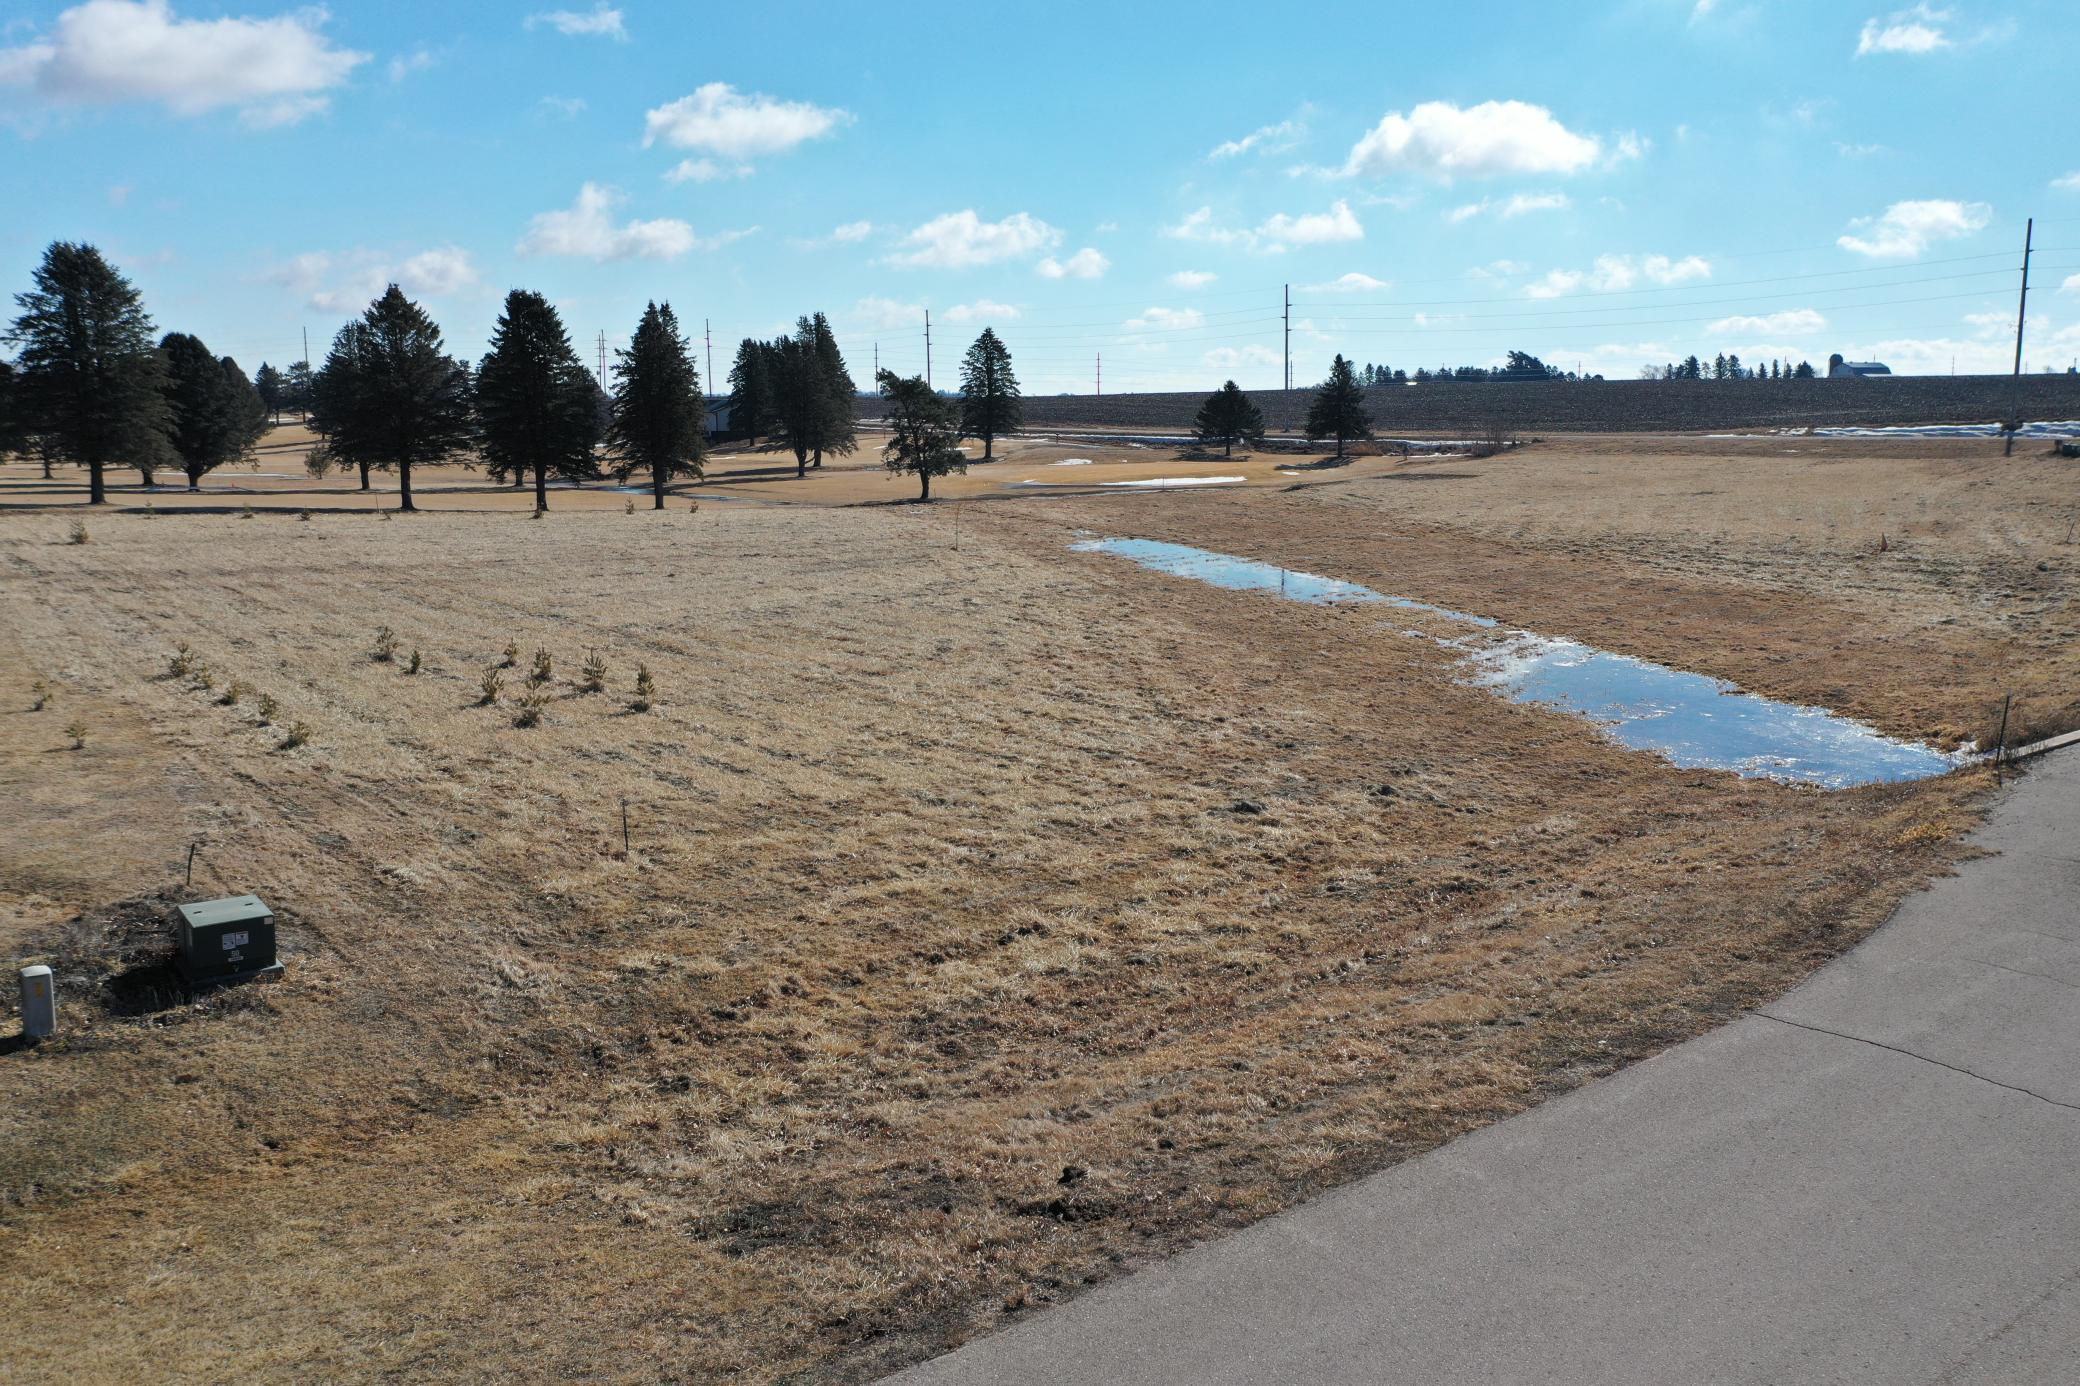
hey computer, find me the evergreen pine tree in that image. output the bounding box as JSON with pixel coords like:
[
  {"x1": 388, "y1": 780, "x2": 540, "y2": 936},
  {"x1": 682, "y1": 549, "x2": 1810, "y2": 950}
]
[
  {"x1": 876, "y1": 368, "x2": 964, "y2": 501},
  {"x1": 608, "y1": 301, "x2": 704, "y2": 510},
  {"x1": 9, "y1": 241, "x2": 172, "y2": 503},
  {"x1": 285, "y1": 359, "x2": 314, "y2": 417},
  {"x1": 306, "y1": 286, "x2": 475, "y2": 512},
  {"x1": 160, "y1": 335, "x2": 266, "y2": 490},
  {"x1": 957, "y1": 327, "x2": 1022, "y2": 460},
  {"x1": 809, "y1": 311, "x2": 857, "y2": 468},
  {"x1": 477, "y1": 289, "x2": 601, "y2": 512},
  {"x1": 1304, "y1": 354, "x2": 1373, "y2": 459},
  {"x1": 768, "y1": 329, "x2": 826, "y2": 478},
  {"x1": 1192, "y1": 380, "x2": 1265, "y2": 458},
  {"x1": 727, "y1": 337, "x2": 770, "y2": 444},
  {"x1": 0, "y1": 359, "x2": 25, "y2": 461},
  {"x1": 254, "y1": 362, "x2": 285, "y2": 423}
]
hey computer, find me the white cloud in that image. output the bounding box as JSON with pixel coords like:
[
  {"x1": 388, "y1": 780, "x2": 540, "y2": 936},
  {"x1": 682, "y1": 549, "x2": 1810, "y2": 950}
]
[
  {"x1": 525, "y1": 6, "x2": 627, "y2": 40},
  {"x1": 517, "y1": 183, "x2": 749, "y2": 262},
  {"x1": 1705, "y1": 308, "x2": 1827, "y2": 335},
  {"x1": 2053, "y1": 172, "x2": 2080, "y2": 192},
  {"x1": 1305, "y1": 272, "x2": 1389, "y2": 293},
  {"x1": 273, "y1": 245, "x2": 480, "y2": 312},
  {"x1": 1690, "y1": 0, "x2": 1719, "y2": 19},
  {"x1": 1036, "y1": 246, "x2": 1109, "y2": 279},
  {"x1": 852, "y1": 296, "x2": 925, "y2": 330},
  {"x1": 1168, "y1": 270, "x2": 1218, "y2": 289},
  {"x1": 539, "y1": 95, "x2": 586, "y2": 118},
  {"x1": 2061, "y1": 273, "x2": 2080, "y2": 296},
  {"x1": 1855, "y1": 4, "x2": 1951, "y2": 55},
  {"x1": 1204, "y1": 344, "x2": 1280, "y2": 371},
  {"x1": 1445, "y1": 191, "x2": 1571, "y2": 223},
  {"x1": 1211, "y1": 117, "x2": 1305, "y2": 159},
  {"x1": 1526, "y1": 253, "x2": 1712, "y2": 298},
  {"x1": 945, "y1": 300, "x2": 1019, "y2": 324},
  {"x1": 1837, "y1": 198, "x2": 1991, "y2": 257},
  {"x1": 1125, "y1": 307, "x2": 1206, "y2": 331},
  {"x1": 665, "y1": 158, "x2": 751, "y2": 184},
  {"x1": 831, "y1": 220, "x2": 873, "y2": 242},
  {"x1": 887, "y1": 210, "x2": 1061, "y2": 269},
  {"x1": 0, "y1": 0, "x2": 367, "y2": 126},
  {"x1": 1167, "y1": 200, "x2": 1363, "y2": 253},
  {"x1": 386, "y1": 47, "x2": 436, "y2": 84},
  {"x1": 643, "y1": 83, "x2": 851, "y2": 167},
  {"x1": 1340, "y1": 100, "x2": 1609, "y2": 179}
]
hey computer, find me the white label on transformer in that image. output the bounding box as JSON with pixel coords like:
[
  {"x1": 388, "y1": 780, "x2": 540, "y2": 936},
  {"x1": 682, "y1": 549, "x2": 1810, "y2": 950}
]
[{"x1": 222, "y1": 931, "x2": 249, "y2": 949}]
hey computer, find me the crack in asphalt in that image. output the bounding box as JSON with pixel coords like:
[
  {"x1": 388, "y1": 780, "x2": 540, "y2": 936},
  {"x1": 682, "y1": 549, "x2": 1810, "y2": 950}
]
[{"x1": 1752, "y1": 1010, "x2": 2080, "y2": 1115}]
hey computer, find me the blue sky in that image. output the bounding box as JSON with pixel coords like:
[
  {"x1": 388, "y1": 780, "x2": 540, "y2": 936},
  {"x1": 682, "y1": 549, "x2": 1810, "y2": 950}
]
[{"x1": 3, "y1": 0, "x2": 2077, "y2": 393}]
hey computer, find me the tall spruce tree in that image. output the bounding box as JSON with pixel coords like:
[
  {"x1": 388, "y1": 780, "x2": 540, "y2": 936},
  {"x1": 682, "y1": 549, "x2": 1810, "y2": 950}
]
[
  {"x1": 306, "y1": 286, "x2": 475, "y2": 512},
  {"x1": 957, "y1": 327, "x2": 1021, "y2": 460},
  {"x1": 477, "y1": 289, "x2": 601, "y2": 512},
  {"x1": 1193, "y1": 380, "x2": 1265, "y2": 457},
  {"x1": 0, "y1": 359, "x2": 24, "y2": 461},
  {"x1": 876, "y1": 368, "x2": 964, "y2": 502},
  {"x1": 727, "y1": 337, "x2": 770, "y2": 444},
  {"x1": 285, "y1": 359, "x2": 314, "y2": 417},
  {"x1": 808, "y1": 311, "x2": 857, "y2": 468},
  {"x1": 254, "y1": 362, "x2": 285, "y2": 423},
  {"x1": 159, "y1": 333, "x2": 261, "y2": 490},
  {"x1": 768, "y1": 329, "x2": 825, "y2": 478},
  {"x1": 1304, "y1": 354, "x2": 1372, "y2": 459},
  {"x1": 222, "y1": 356, "x2": 268, "y2": 458},
  {"x1": 608, "y1": 301, "x2": 704, "y2": 510},
  {"x1": 9, "y1": 241, "x2": 172, "y2": 503}
]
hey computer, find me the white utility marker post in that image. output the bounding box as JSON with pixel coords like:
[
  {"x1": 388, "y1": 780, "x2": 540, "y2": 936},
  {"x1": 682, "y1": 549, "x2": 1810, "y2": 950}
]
[{"x1": 20, "y1": 965, "x2": 55, "y2": 1041}]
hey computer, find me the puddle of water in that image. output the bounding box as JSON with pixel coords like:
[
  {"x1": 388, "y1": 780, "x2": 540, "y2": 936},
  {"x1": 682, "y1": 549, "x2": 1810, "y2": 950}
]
[
  {"x1": 1102, "y1": 476, "x2": 1245, "y2": 489},
  {"x1": 1070, "y1": 538, "x2": 1966, "y2": 788}
]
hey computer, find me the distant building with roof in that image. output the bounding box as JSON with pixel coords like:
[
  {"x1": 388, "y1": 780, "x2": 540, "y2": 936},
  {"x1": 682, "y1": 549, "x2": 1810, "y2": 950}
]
[{"x1": 1827, "y1": 353, "x2": 1892, "y2": 379}]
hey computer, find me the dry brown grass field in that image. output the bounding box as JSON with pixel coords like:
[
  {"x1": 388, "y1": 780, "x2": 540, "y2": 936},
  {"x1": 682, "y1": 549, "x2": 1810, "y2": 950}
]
[{"x1": 1, "y1": 424, "x2": 2074, "y2": 1382}]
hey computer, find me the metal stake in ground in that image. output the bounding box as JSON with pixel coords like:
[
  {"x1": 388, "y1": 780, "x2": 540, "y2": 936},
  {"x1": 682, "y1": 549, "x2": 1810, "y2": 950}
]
[
  {"x1": 1995, "y1": 693, "x2": 2012, "y2": 783},
  {"x1": 621, "y1": 798, "x2": 631, "y2": 855}
]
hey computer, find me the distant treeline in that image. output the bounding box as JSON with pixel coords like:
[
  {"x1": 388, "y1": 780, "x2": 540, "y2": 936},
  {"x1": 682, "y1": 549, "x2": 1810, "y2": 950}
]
[{"x1": 1353, "y1": 350, "x2": 1819, "y2": 385}]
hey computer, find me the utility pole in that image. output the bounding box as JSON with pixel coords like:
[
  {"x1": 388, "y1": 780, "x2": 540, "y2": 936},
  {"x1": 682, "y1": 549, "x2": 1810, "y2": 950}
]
[
  {"x1": 597, "y1": 331, "x2": 607, "y2": 385},
  {"x1": 703, "y1": 318, "x2": 713, "y2": 394},
  {"x1": 873, "y1": 341, "x2": 879, "y2": 378},
  {"x1": 924, "y1": 309, "x2": 932, "y2": 390},
  {"x1": 1283, "y1": 283, "x2": 1291, "y2": 393},
  {"x1": 2008, "y1": 216, "x2": 2033, "y2": 457},
  {"x1": 301, "y1": 325, "x2": 309, "y2": 368},
  {"x1": 1096, "y1": 352, "x2": 1102, "y2": 397}
]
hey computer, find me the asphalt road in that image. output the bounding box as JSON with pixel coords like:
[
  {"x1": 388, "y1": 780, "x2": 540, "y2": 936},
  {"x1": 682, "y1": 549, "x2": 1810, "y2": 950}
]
[{"x1": 889, "y1": 751, "x2": 2080, "y2": 1385}]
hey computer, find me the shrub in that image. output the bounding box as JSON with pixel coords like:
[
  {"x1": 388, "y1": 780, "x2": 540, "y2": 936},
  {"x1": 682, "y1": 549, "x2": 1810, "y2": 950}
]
[
  {"x1": 406, "y1": 648, "x2": 422, "y2": 676},
  {"x1": 278, "y1": 721, "x2": 311, "y2": 750},
  {"x1": 67, "y1": 517, "x2": 88, "y2": 545},
  {"x1": 624, "y1": 498, "x2": 636, "y2": 515},
  {"x1": 298, "y1": 508, "x2": 312, "y2": 522},
  {"x1": 581, "y1": 650, "x2": 607, "y2": 693},
  {"x1": 372, "y1": 626, "x2": 398, "y2": 662},
  {"x1": 240, "y1": 504, "x2": 255, "y2": 520},
  {"x1": 192, "y1": 665, "x2": 214, "y2": 692},
  {"x1": 631, "y1": 663, "x2": 655, "y2": 713},
  {"x1": 64, "y1": 719, "x2": 86, "y2": 749},
  {"x1": 479, "y1": 668, "x2": 504, "y2": 706},
  {"x1": 256, "y1": 692, "x2": 279, "y2": 724},
  {"x1": 218, "y1": 679, "x2": 245, "y2": 706},
  {"x1": 168, "y1": 641, "x2": 195, "y2": 678},
  {"x1": 512, "y1": 689, "x2": 549, "y2": 728},
  {"x1": 528, "y1": 647, "x2": 553, "y2": 687},
  {"x1": 30, "y1": 680, "x2": 51, "y2": 711},
  {"x1": 500, "y1": 641, "x2": 519, "y2": 669}
]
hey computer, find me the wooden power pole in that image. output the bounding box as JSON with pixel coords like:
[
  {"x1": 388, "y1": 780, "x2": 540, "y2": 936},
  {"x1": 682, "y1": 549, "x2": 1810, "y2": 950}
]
[{"x1": 2008, "y1": 217, "x2": 2033, "y2": 457}]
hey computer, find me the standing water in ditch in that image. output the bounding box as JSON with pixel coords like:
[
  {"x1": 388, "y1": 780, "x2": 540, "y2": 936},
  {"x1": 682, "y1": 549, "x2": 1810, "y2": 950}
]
[{"x1": 1070, "y1": 538, "x2": 1968, "y2": 789}]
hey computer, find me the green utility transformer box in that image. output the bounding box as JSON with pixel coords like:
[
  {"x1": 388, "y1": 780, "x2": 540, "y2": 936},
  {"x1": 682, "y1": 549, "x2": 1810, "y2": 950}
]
[{"x1": 175, "y1": 895, "x2": 283, "y2": 985}]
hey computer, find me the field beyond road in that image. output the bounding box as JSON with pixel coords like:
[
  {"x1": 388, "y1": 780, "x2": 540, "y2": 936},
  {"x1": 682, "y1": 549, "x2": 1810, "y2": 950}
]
[{"x1": 2, "y1": 426, "x2": 2076, "y2": 1381}]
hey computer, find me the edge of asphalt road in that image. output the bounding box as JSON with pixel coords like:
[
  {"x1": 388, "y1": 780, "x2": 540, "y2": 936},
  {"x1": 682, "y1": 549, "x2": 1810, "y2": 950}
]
[{"x1": 885, "y1": 749, "x2": 2080, "y2": 1386}]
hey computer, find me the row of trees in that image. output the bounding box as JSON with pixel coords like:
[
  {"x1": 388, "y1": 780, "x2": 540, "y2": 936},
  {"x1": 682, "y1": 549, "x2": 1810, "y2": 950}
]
[
  {"x1": 724, "y1": 314, "x2": 857, "y2": 477},
  {"x1": 1356, "y1": 352, "x2": 1591, "y2": 385},
  {"x1": 1648, "y1": 354, "x2": 1818, "y2": 381},
  {"x1": 1188, "y1": 356, "x2": 1373, "y2": 459},
  {"x1": 2, "y1": 242, "x2": 273, "y2": 500},
  {"x1": 308, "y1": 285, "x2": 711, "y2": 512}
]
